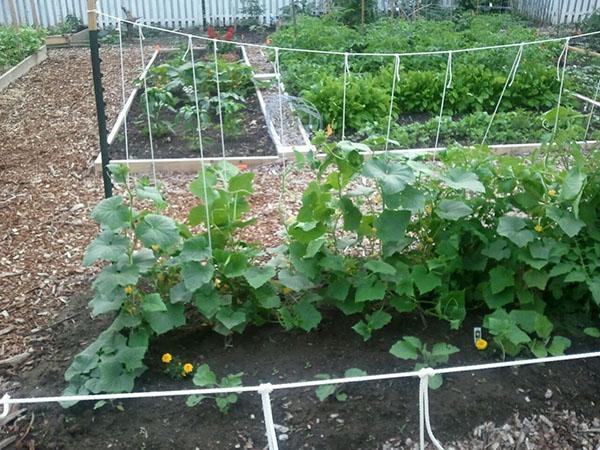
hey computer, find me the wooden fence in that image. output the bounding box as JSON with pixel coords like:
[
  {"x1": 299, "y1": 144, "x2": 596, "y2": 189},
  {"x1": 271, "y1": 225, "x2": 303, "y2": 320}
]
[{"x1": 513, "y1": 0, "x2": 599, "y2": 24}]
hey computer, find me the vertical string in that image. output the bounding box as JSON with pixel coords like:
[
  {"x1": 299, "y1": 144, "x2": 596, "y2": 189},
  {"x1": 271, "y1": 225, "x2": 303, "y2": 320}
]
[
  {"x1": 434, "y1": 51, "x2": 453, "y2": 155},
  {"x1": 274, "y1": 48, "x2": 285, "y2": 147},
  {"x1": 137, "y1": 24, "x2": 157, "y2": 185},
  {"x1": 553, "y1": 39, "x2": 570, "y2": 139},
  {"x1": 213, "y1": 40, "x2": 227, "y2": 160},
  {"x1": 584, "y1": 78, "x2": 600, "y2": 141},
  {"x1": 418, "y1": 370, "x2": 445, "y2": 450},
  {"x1": 188, "y1": 36, "x2": 213, "y2": 255},
  {"x1": 341, "y1": 53, "x2": 349, "y2": 140},
  {"x1": 482, "y1": 44, "x2": 524, "y2": 145},
  {"x1": 258, "y1": 385, "x2": 279, "y2": 450},
  {"x1": 385, "y1": 55, "x2": 401, "y2": 153},
  {"x1": 117, "y1": 19, "x2": 131, "y2": 173}
]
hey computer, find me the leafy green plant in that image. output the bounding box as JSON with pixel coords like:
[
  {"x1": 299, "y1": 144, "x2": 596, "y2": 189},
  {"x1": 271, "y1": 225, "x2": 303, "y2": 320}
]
[
  {"x1": 138, "y1": 86, "x2": 177, "y2": 137},
  {"x1": 0, "y1": 26, "x2": 46, "y2": 73},
  {"x1": 186, "y1": 364, "x2": 244, "y2": 413},
  {"x1": 315, "y1": 368, "x2": 367, "y2": 401},
  {"x1": 390, "y1": 336, "x2": 459, "y2": 389}
]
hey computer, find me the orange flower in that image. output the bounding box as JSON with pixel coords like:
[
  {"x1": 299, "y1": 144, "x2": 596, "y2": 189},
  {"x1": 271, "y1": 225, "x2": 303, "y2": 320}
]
[
  {"x1": 326, "y1": 124, "x2": 333, "y2": 137},
  {"x1": 237, "y1": 163, "x2": 248, "y2": 170}
]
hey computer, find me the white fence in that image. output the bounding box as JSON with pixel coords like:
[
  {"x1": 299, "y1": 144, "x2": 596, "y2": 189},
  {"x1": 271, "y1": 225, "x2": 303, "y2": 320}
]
[{"x1": 513, "y1": 0, "x2": 599, "y2": 24}]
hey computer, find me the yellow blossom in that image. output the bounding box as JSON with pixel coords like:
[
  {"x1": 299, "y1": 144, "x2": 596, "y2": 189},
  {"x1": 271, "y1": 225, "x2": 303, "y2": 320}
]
[
  {"x1": 534, "y1": 223, "x2": 543, "y2": 233},
  {"x1": 183, "y1": 363, "x2": 194, "y2": 375},
  {"x1": 215, "y1": 277, "x2": 222, "y2": 288},
  {"x1": 161, "y1": 353, "x2": 173, "y2": 364},
  {"x1": 124, "y1": 285, "x2": 135, "y2": 295},
  {"x1": 152, "y1": 244, "x2": 160, "y2": 252},
  {"x1": 475, "y1": 338, "x2": 488, "y2": 351},
  {"x1": 424, "y1": 205, "x2": 432, "y2": 215},
  {"x1": 426, "y1": 237, "x2": 434, "y2": 243},
  {"x1": 282, "y1": 287, "x2": 293, "y2": 295},
  {"x1": 548, "y1": 189, "x2": 557, "y2": 197}
]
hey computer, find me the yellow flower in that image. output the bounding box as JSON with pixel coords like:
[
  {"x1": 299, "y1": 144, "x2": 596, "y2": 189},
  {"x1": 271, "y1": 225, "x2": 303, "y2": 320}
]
[
  {"x1": 475, "y1": 338, "x2": 488, "y2": 351},
  {"x1": 534, "y1": 223, "x2": 543, "y2": 233},
  {"x1": 152, "y1": 244, "x2": 160, "y2": 252},
  {"x1": 183, "y1": 363, "x2": 194, "y2": 375},
  {"x1": 424, "y1": 205, "x2": 432, "y2": 215},
  {"x1": 161, "y1": 353, "x2": 173, "y2": 364},
  {"x1": 548, "y1": 189, "x2": 557, "y2": 197},
  {"x1": 426, "y1": 237, "x2": 434, "y2": 243},
  {"x1": 124, "y1": 285, "x2": 135, "y2": 295},
  {"x1": 326, "y1": 124, "x2": 333, "y2": 137},
  {"x1": 282, "y1": 287, "x2": 293, "y2": 295}
]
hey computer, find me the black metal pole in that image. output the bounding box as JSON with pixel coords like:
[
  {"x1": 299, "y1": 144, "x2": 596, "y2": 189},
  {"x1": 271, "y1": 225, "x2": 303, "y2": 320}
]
[{"x1": 88, "y1": 4, "x2": 112, "y2": 198}]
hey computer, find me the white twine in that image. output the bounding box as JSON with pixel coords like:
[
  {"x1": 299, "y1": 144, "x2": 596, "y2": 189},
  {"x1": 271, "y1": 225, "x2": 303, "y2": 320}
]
[
  {"x1": 434, "y1": 52, "x2": 453, "y2": 152},
  {"x1": 188, "y1": 36, "x2": 213, "y2": 255},
  {"x1": 585, "y1": 78, "x2": 600, "y2": 141},
  {"x1": 482, "y1": 44, "x2": 524, "y2": 145},
  {"x1": 91, "y1": 11, "x2": 600, "y2": 59},
  {"x1": 258, "y1": 384, "x2": 279, "y2": 450},
  {"x1": 3, "y1": 350, "x2": 600, "y2": 450},
  {"x1": 385, "y1": 55, "x2": 401, "y2": 152},
  {"x1": 117, "y1": 19, "x2": 131, "y2": 172},
  {"x1": 212, "y1": 40, "x2": 227, "y2": 160},
  {"x1": 137, "y1": 23, "x2": 157, "y2": 185},
  {"x1": 553, "y1": 39, "x2": 570, "y2": 138},
  {"x1": 418, "y1": 369, "x2": 445, "y2": 450},
  {"x1": 342, "y1": 53, "x2": 350, "y2": 140},
  {"x1": 274, "y1": 48, "x2": 285, "y2": 146}
]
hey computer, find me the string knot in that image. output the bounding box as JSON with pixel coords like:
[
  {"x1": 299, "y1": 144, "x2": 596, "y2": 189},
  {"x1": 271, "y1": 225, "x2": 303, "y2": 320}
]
[
  {"x1": 258, "y1": 383, "x2": 273, "y2": 395},
  {"x1": 1, "y1": 394, "x2": 10, "y2": 419},
  {"x1": 418, "y1": 367, "x2": 436, "y2": 379}
]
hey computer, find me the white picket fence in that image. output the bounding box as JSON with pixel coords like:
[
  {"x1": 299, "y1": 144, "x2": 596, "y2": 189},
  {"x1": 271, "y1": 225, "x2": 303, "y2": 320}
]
[
  {"x1": 0, "y1": 0, "x2": 597, "y2": 28},
  {"x1": 513, "y1": 0, "x2": 599, "y2": 24}
]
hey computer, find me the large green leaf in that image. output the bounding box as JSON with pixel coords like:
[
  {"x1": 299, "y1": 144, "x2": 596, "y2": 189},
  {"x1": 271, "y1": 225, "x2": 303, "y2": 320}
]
[
  {"x1": 355, "y1": 279, "x2": 386, "y2": 302},
  {"x1": 228, "y1": 172, "x2": 255, "y2": 195},
  {"x1": 375, "y1": 210, "x2": 411, "y2": 243},
  {"x1": 489, "y1": 266, "x2": 514, "y2": 294},
  {"x1": 389, "y1": 337, "x2": 420, "y2": 360},
  {"x1": 91, "y1": 196, "x2": 131, "y2": 230},
  {"x1": 143, "y1": 303, "x2": 186, "y2": 335},
  {"x1": 141, "y1": 293, "x2": 167, "y2": 313},
  {"x1": 216, "y1": 308, "x2": 247, "y2": 330},
  {"x1": 182, "y1": 262, "x2": 215, "y2": 291},
  {"x1": 278, "y1": 269, "x2": 314, "y2": 291},
  {"x1": 497, "y1": 216, "x2": 534, "y2": 248},
  {"x1": 364, "y1": 260, "x2": 396, "y2": 275},
  {"x1": 435, "y1": 199, "x2": 473, "y2": 221},
  {"x1": 362, "y1": 159, "x2": 414, "y2": 194},
  {"x1": 412, "y1": 265, "x2": 441, "y2": 295},
  {"x1": 559, "y1": 168, "x2": 585, "y2": 201},
  {"x1": 546, "y1": 207, "x2": 585, "y2": 237},
  {"x1": 192, "y1": 363, "x2": 217, "y2": 387},
  {"x1": 83, "y1": 231, "x2": 131, "y2": 266},
  {"x1": 295, "y1": 298, "x2": 322, "y2": 331},
  {"x1": 243, "y1": 266, "x2": 276, "y2": 289},
  {"x1": 440, "y1": 168, "x2": 485, "y2": 193},
  {"x1": 179, "y1": 236, "x2": 212, "y2": 262},
  {"x1": 136, "y1": 214, "x2": 180, "y2": 248},
  {"x1": 340, "y1": 197, "x2": 362, "y2": 232}
]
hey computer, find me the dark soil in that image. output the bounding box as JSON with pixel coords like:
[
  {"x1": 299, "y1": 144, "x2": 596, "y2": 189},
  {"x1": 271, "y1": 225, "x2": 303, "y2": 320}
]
[
  {"x1": 15, "y1": 292, "x2": 600, "y2": 450},
  {"x1": 109, "y1": 49, "x2": 277, "y2": 160}
]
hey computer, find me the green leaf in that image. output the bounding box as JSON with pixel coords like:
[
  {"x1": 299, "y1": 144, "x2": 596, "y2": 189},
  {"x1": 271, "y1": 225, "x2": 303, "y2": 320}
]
[
  {"x1": 435, "y1": 199, "x2": 473, "y2": 221},
  {"x1": 362, "y1": 159, "x2": 414, "y2": 194},
  {"x1": 340, "y1": 197, "x2": 362, "y2": 232},
  {"x1": 559, "y1": 168, "x2": 585, "y2": 201},
  {"x1": 583, "y1": 327, "x2": 600, "y2": 338},
  {"x1": 497, "y1": 216, "x2": 534, "y2": 248},
  {"x1": 368, "y1": 310, "x2": 392, "y2": 330},
  {"x1": 278, "y1": 269, "x2": 314, "y2": 291},
  {"x1": 315, "y1": 381, "x2": 336, "y2": 402},
  {"x1": 364, "y1": 260, "x2": 396, "y2": 275},
  {"x1": 143, "y1": 303, "x2": 186, "y2": 335},
  {"x1": 412, "y1": 266, "x2": 441, "y2": 295},
  {"x1": 186, "y1": 395, "x2": 207, "y2": 407},
  {"x1": 192, "y1": 364, "x2": 217, "y2": 387},
  {"x1": 91, "y1": 196, "x2": 131, "y2": 230},
  {"x1": 546, "y1": 207, "x2": 585, "y2": 237},
  {"x1": 228, "y1": 172, "x2": 254, "y2": 194},
  {"x1": 295, "y1": 298, "x2": 322, "y2": 331},
  {"x1": 141, "y1": 293, "x2": 167, "y2": 313},
  {"x1": 194, "y1": 286, "x2": 222, "y2": 318},
  {"x1": 182, "y1": 262, "x2": 215, "y2": 291},
  {"x1": 390, "y1": 296, "x2": 416, "y2": 313},
  {"x1": 243, "y1": 266, "x2": 276, "y2": 289},
  {"x1": 523, "y1": 270, "x2": 550, "y2": 290},
  {"x1": 587, "y1": 277, "x2": 600, "y2": 306},
  {"x1": 389, "y1": 337, "x2": 420, "y2": 360},
  {"x1": 179, "y1": 236, "x2": 212, "y2": 262},
  {"x1": 216, "y1": 308, "x2": 247, "y2": 330},
  {"x1": 352, "y1": 320, "x2": 371, "y2": 341},
  {"x1": 489, "y1": 266, "x2": 514, "y2": 294},
  {"x1": 441, "y1": 168, "x2": 485, "y2": 193},
  {"x1": 482, "y1": 240, "x2": 510, "y2": 261},
  {"x1": 375, "y1": 209, "x2": 411, "y2": 243},
  {"x1": 431, "y1": 343, "x2": 460, "y2": 357},
  {"x1": 136, "y1": 214, "x2": 180, "y2": 248},
  {"x1": 344, "y1": 368, "x2": 367, "y2": 378},
  {"x1": 355, "y1": 279, "x2": 386, "y2": 302},
  {"x1": 83, "y1": 231, "x2": 131, "y2": 266},
  {"x1": 305, "y1": 239, "x2": 325, "y2": 258},
  {"x1": 547, "y1": 336, "x2": 571, "y2": 356}
]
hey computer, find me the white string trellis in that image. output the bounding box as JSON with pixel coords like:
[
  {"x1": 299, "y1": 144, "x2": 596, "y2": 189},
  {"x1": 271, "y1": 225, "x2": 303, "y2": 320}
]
[
  {"x1": 553, "y1": 39, "x2": 571, "y2": 138},
  {"x1": 482, "y1": 44, "x2": 524, "y2": 145},
  {"x1": 2, "y1": 351, "x2": 600, "y2": 450},
  {"x1": 434, "y1": 52, "x2": 453, "y2": 154},
  {"x1": 188, "y1": 35, "x2": 213, "y2": 255},
  {"x1": 136, "y1": 23, "x2": 158, "y2": 185},
  {"x1": 212, "y1": 40, "x2": 227, "y2": 160},
  {"x1": 342, "y1": 52, "x2": 350, "y2": 140},
  {"x1": 585, "y1": 77, "x2": 600, "y2": 141},
  {"x1": 385, "y1": 55, "x2": 401, "y2": 153},
  {"x1": 116, "y1": 19, "x2": 130, "y2": 172}
]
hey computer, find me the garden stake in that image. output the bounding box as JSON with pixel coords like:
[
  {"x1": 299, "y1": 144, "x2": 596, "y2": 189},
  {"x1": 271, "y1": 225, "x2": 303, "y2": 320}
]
[{"x1": 88, "y1": 0, "x2": 112, "y2": 198}]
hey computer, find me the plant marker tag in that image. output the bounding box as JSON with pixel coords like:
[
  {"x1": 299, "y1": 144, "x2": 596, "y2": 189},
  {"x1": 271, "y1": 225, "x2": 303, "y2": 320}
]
[{"x1": 473, "y1": 327, "x2": 482, "y2": 345}]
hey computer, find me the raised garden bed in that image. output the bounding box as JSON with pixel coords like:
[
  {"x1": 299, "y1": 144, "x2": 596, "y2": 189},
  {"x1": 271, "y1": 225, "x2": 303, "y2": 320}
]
[
  {"x1": 0, "y1": 45, "x2": 47, "y2": 92},
  {"x1": 46, "y1": 28, "x2": 90, "y2": 48}
]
